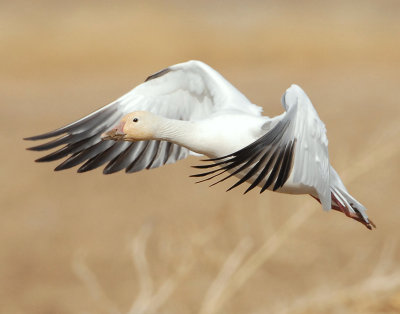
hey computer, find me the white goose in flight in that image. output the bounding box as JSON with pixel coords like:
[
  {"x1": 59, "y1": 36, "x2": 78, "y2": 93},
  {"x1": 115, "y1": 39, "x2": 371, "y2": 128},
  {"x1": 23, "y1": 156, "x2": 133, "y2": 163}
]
[{"x1": 26, "y1": 60, "x2": 374, "y2": 229}]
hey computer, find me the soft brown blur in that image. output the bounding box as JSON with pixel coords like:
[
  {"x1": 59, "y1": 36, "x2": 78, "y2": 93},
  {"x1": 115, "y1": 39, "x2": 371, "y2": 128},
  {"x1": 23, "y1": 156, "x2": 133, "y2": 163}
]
[{"x1": 1, "y1": 1, "x2": 400, "y2": 313}]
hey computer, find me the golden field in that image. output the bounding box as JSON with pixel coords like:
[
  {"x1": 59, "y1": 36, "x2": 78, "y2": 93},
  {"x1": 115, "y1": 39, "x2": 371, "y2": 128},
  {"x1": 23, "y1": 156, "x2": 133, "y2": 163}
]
[{"x1": 1, "y1": 1, "x2": 400, "y2": 313}]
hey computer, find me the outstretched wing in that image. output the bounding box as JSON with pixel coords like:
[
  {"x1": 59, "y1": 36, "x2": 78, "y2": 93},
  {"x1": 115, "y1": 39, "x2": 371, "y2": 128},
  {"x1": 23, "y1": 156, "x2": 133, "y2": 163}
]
[
  {"x1": 25, "y1": 60, "x2": 262, "y2": 174},
  {"x1": 192, "y1": 84, "x2": 331, "y2": 210}
]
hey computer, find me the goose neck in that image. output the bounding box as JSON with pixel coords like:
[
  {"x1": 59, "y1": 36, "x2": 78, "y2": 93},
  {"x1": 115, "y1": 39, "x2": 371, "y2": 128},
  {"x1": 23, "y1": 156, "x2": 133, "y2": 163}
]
[{"x1": 155, "y1": 118, "x2": 197, "y2": 146}]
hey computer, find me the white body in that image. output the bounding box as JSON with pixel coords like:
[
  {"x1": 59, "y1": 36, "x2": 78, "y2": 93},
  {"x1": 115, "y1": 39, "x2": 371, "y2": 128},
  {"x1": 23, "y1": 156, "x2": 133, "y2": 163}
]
[{"x1": 27, "y1": 60, "x2": 371, "y2": 227}]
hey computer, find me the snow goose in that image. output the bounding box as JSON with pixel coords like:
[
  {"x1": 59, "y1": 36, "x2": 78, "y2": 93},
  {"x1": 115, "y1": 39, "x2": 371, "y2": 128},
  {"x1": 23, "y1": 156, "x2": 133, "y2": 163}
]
[{"x1": 25, "y1": 60, "x2": 374, "y2": 229}]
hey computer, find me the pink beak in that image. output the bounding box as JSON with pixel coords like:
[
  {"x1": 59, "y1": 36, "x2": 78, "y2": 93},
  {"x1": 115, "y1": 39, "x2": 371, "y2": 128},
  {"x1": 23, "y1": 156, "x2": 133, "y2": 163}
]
[
  {"x1": 115, "y1": 121, "x2": 126, "y2": 135},
  {"x1": 101, "y1": 121, "x2": 126, "y2": 140}
]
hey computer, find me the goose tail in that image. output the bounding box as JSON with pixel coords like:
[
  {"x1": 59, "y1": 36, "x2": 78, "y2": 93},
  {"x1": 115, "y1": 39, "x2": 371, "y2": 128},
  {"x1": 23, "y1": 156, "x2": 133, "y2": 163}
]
[
  {"x1": 330, "y1": 186, "x2": 375, "y2": 230},
  {"x1": 330, "y1": 166, "x2": 375, "y2": 229},
  {"x1": 312, "y1": 166, "x2": 375, "y2": 229}
]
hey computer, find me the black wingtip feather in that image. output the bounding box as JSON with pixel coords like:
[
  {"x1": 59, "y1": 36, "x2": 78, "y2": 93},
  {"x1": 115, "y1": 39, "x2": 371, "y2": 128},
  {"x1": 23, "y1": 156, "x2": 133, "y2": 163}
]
[
  {"x1": 54, "y1": 165, "x2": 67, "y2": 171},
  {"x1": 200, "y1": 154, "x2": 235, "y2": 162},
  {"x1": 34, "y1": 147, "x2": 70, "y2": 163},
  {"x1": 24, "y1": 133, "x2": 58, "y2": 141},
  {"x1": 26, "y1": 135, "x2": 70, "y2": 151},
  {"x1": 126, "y1": 141, "x2": 158, "y2": 173},
  {"x1": 272, "y1": 144, "x2": 292, "y2": 191},
  {"x1": 25, "y1": 104, "x2": 118, "y2": 142},
  {"x1": 79, "y1": 141, "x2": 131, "y2": 174},
  {"x1": 60, "y1": 141, "x2": 115, "y2": 172},
  {"x1": 103, "y1": 142, "x2": 142, "y2": 174},
  {"x1": 24, "y1": 124, "x2": 75, "y2": 141},
  {"x1": 191, "y1": 160, "x2": 229, "y2": 169},
  {"x1": 278, "y1": 139, "x2": 296, "y2": 189},
  {"x1": 189, "y1": 168, "x2": 223, "y2": 178},
  {"x1": 206, "y1": 154, "x2": 260, "y2": 189},
  {"x1": 261, "y1": 149, "x2": 285, "y2": 193}
]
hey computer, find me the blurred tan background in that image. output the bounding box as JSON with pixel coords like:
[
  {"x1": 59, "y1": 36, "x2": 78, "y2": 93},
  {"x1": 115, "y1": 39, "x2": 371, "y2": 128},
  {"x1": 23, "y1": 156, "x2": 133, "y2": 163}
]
[{"x1": 1, "y1": 1, "x2": 400, "y2": 313}]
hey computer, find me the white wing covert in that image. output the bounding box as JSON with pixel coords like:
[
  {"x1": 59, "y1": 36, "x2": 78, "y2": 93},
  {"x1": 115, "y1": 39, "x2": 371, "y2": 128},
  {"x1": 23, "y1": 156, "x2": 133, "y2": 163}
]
[
  {"x1": 25, "y1": 60, "x2": 262, "y2": 174},
  {"x1": 284, "y1": 85, "x2": 331, "y2": 210}
]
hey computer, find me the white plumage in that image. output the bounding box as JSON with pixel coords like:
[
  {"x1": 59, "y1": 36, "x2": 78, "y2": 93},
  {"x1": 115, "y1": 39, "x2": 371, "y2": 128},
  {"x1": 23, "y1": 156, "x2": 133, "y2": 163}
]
[{"x1": 26, "y1": 60, "x2": 374, "y2": 229}]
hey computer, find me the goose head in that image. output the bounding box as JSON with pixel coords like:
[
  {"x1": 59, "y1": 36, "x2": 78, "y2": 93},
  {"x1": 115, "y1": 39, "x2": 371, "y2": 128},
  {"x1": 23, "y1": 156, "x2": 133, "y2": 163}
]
[{"x1": 102, "y1": 111, "x2": 160, "y2": 141}]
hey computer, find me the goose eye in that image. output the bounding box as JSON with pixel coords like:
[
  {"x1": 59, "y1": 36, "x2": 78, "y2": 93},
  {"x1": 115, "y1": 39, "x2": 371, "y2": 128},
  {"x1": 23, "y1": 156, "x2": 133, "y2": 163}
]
[{"x1": 133, "y1": 118, "x2": 139, "y2": 123}]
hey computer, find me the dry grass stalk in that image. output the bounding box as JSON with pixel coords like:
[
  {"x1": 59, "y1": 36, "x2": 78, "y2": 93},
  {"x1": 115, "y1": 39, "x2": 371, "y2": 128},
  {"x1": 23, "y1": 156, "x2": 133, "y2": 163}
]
[
  {"x1": 201, "y1": 204, "x2": 317, "y2": 314},
  {"x1": 128, "y1": 225, "x2": 154, "y2": 314},
  {"x1": 73, "y1": 225, "x2": 194, "y2": 314},
  {"x1": 72, "y1": 251, "x2": 121, "y2": 314},
  {"x1": 128, "y1": 225, "x2": 193, "y2": 314},
  {"x1": 274, "y1": 241, "x2": 400, "y2": 314},
  {"x1": 200, "y1": 237, "x2": 254, "y2": 314}
]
